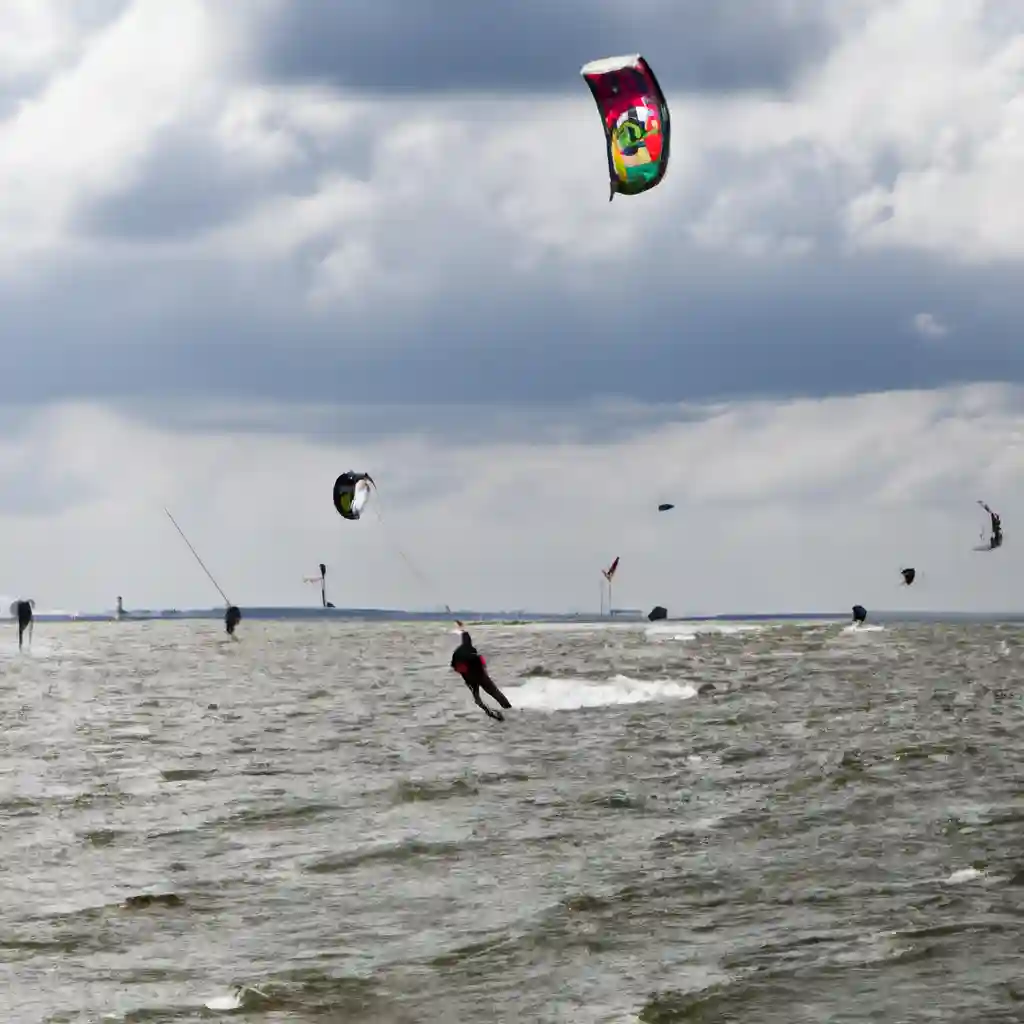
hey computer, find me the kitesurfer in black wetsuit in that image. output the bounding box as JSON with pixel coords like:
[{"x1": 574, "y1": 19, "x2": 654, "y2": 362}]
[
  {"x1": 319, "y1": 563, "x2": 335, "y2": 608},
  {"x1": 980, "y1": 502, "x2": 1003, "y2": 549},
  {"x1": 15, "y1": 599, "x2": 33, "y2": 650},
  {"x1": 450, "y1": 623, "x2": 511, "y2": 721},
  {"x1": 225, "y1": 605, "x2": 241, "y2": 637}
]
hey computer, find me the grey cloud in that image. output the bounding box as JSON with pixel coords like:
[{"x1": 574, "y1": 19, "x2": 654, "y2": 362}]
[
  {"x1": 0, "y1": 468, "x2": 95, "y2": 517},
  {"x1": 113, "y1": 396, "x2": 719, "y2": 449},
  {"x1": 77, "y1": 126, "x2": 269, "y2": 241},
  {"x1": 1, "y1": 241, "x2": 1022, "y2": 432},
  {"x1": 5, "y1": 3, "x2": 1024, "y2": 438},
  {"x1": 77, "y1": 116, "x2": 364, "y2": 243},
  {"x1": 252, "y1": 0, "x2": 835, "y2": 95},
  {"x1": 60, "y1": 1, "x2": 130, "y2": 35}
]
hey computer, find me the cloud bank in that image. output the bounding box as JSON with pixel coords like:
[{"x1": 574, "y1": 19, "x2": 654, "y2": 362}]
[
  {"x1": 1, "y1": 386, "x2": 1022, "y2": 614},
  {"x1": 0, "y1": 0, "x2": 1021, "y2": 610}
]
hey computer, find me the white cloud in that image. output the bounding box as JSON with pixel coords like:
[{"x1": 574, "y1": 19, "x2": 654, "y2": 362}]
[
  {"x1": 912, "y1": 311, "x2": 949, "y2": 338},
  {"x1": 831, "y1": 2, "x2": 1024, "y2": 263},
  {"x1": 0, "y1": 0, "x2": 232, "y2": 259},
  {"x1": 0, "y1": 0, "x2": 117, "y2": 89},
  {"x1": 4, "y1": 0, "x2": 1019, "y2": 298},
  {"x1": 2, "y1": 386, "x2": 1023, "y2": 616}
]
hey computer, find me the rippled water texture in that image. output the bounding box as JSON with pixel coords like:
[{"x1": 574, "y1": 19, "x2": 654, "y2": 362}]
[{"x1": 2, "y1": 618, "x2": 1023, "y2": 1022}]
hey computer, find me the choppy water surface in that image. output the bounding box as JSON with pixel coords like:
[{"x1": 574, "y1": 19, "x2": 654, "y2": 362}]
[{"x1": 2, "y1": 618, "x2": 1023, "y2": 1022}]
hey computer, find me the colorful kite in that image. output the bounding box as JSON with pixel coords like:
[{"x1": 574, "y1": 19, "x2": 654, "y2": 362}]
[{"x1": 580, "y1": 54, "x2": 671, "y2": 201}]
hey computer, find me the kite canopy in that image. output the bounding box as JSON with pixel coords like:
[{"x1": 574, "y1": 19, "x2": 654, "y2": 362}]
[
  {"x1": 900, "y1": 567, "x2": 916, "y2": 585},
  {"x1": 333, "y1": 472, "x2": 375, "y2": 521},
  {"x1": 658, "y1": 503, "x2": 675, "y2": 512},
  {"x1": 580, "y1": 53, "x2": 671, "y2": 201},
  {"x1": 648, "y1": 605, "x2": 668, "y2": 621},
  {"x1": 852, "y1": 605, "x2": 867, "y2": 623}
]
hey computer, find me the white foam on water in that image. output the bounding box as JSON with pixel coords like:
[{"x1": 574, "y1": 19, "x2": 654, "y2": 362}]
[
  {"x1": 0, "y1": 636, "x2": 58, "y2": 658},
  {"x1": 945, "y1": 867, "x2": 984, "y2": 885},
  {"x1": 507, "y1": 674, "x2": 698, "y2": 712},
  {"x1": 644, "y1": 621, "x2": 767, "y2": 642},
  {"x1": 841, "y1": 623, "x2": 885, "y2": 634},
  {"x1": 502, "y1": 621, "x2": 641, "y2": 634},
  {"x1": 205, "y1": 984, "x2": 267, "y2": 1011},
  {"x1": 205, "y1": 989, "x2": 245, "y2": 1011},
  {"x1": 0, "y1": 631, "x2": 97, "y2": 659}
]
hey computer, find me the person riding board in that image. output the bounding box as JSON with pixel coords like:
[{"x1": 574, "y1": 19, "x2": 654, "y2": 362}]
[
  {"x1": 979, "y1": 501, "x2": 1003, "y2": 549},
  {"x1": 450, "y1": 622, "x2": 511, "y2": 721}
]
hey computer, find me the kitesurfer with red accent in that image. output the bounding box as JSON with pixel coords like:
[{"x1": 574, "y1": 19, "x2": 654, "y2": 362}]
[{"x1": 451, "y1": 622, "x2": 511, "y2": 721}]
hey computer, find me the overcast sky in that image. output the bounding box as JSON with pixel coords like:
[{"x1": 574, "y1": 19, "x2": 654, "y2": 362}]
[{"x1": 0, "y1": 0, "x2": 1022, "y2": 614}]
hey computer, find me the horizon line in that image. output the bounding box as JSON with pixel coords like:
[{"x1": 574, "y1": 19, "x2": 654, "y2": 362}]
[{"x1": 8, "y1": 605, "x2": 1024, "y2": 624}]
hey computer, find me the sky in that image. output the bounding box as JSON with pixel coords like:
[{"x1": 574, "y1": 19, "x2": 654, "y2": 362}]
[{"x1": 0, "y1": 0, "x2": 1023, "y2": 614}]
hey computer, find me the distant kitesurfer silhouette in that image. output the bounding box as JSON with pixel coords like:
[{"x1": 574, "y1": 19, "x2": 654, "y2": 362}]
[
  {"x1": 304, "y1": 563, "x2": 336, "y2": 608},
  {"x1": 320, "y1": 563, "x2": 335, "y2": 608},
  {"x1": 14, "y1": 599, "x2": 34, "y2": 650},
  {"x1": 164, "y1": 508, "x2": 242, "y2": 640}
]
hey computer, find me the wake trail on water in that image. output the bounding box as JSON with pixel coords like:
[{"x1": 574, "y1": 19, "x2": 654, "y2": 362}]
[
  {"x1": 505, "y1": 674, "x2": 698, "y2": 712},
  {"x1": 644, "y1": 621, "x2": 769, "y2": 642}
]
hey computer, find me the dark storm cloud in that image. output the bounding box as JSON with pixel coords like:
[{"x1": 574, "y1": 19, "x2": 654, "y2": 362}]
[
  {"x1": 252, "y1": 0, "x2": 836, "y2": 95},
  {"x1": 5, "y1": 0, "x2": 1021, "y2": 442},
  {"x1": 1, "y1": 242, "x2": 1022, "y2": 441}
]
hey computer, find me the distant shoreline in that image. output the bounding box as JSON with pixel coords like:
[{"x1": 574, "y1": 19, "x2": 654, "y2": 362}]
[{"x1": 13, "y1": 607, "x2": 1024, "y2": 625}]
